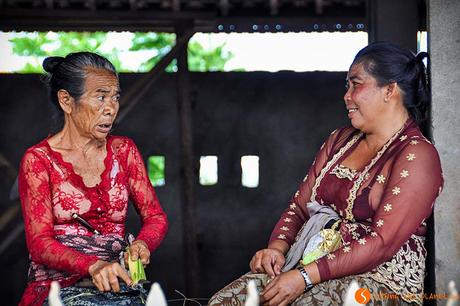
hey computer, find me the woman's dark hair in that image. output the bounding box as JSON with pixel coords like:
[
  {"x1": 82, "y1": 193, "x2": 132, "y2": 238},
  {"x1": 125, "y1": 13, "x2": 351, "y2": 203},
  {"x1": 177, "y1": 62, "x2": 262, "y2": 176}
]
[
  {"x1": 42, "y1": 52, "x2": 117, "y2": 128},
  {"x1": 352, "y1": 42, "x2": 431, "y2": 137}
]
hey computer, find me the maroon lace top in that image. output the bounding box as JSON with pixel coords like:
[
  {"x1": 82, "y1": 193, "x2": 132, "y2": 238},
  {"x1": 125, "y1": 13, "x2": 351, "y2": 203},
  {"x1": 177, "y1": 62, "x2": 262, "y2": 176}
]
[
  {"x1": 270, "y1": 120, "x2": 443, "y2": 305},
  {"x1": 18, "y1": 135, "x2": 168, "y2": 305}
]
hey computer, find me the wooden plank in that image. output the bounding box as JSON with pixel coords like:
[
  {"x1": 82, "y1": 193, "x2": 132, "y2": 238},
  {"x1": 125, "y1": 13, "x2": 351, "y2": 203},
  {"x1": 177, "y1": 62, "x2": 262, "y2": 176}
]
[{"x1": 176, "y1": 24, "x2": 199, "y2": 296}]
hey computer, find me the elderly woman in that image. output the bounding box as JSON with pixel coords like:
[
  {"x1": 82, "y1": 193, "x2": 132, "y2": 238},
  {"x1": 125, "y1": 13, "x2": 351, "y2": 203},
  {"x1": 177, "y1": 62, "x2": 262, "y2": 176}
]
[
  {"x1": 18, "y1": 52, "x2": 168, "y2": 305},
  {"x1": 209, "y1": 42, "x2": 443, "y2": 306}
]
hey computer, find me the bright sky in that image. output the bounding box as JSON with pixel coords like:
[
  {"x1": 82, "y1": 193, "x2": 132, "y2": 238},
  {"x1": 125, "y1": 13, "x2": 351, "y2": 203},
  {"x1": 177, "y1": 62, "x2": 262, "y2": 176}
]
[
  {"x1": 0, "y1": 31, "x2": 370, "y2": 72},
  {"x1": 192, "y1": 32, "x2": 368, "y2": 72}
]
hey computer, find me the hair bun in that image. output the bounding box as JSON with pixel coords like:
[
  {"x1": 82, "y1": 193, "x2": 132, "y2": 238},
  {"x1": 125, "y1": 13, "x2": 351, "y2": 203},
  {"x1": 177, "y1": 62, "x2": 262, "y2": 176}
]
[{"x1": 43, "y1": 56, "x2": 65, "y2": 73}]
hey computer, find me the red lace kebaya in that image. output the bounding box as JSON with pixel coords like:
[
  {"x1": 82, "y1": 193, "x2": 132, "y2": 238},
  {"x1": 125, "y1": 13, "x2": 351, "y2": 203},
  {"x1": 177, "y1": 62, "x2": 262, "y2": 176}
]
[{"x1": 19, "y1": 135, "x2": 168, "y2": 305}]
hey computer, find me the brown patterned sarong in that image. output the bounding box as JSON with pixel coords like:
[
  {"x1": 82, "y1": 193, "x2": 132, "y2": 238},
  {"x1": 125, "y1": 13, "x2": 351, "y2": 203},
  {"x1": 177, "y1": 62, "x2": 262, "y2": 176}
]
[{"x1": 208, "y1": 272, "x2": 416, "y2": 306}]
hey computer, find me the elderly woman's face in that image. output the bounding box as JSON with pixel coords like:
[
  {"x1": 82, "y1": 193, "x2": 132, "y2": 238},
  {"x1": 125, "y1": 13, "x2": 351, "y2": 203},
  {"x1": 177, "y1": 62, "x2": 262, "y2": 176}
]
[
  {"x1": 70, "y1": 68, "x2": 120, "y2": 141},
  {"x1": 343, "y1": 63, "x2": 387, "y2": 132}
]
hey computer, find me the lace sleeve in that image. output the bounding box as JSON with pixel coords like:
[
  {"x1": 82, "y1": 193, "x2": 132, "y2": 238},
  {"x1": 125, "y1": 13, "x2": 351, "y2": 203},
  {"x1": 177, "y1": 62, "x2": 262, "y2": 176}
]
[
  {"x1": 316, "y1": 141, "x2": 443, "y2": 281},
  {"x1": 269, "y1": 128, "x2": 349, "y2": 246},
  {"x1": 19, "y1": 150, "x2": 99, "y2": 275},
  {"x1": 126, "y1": 140, "x2": 168, "y2": 251}
]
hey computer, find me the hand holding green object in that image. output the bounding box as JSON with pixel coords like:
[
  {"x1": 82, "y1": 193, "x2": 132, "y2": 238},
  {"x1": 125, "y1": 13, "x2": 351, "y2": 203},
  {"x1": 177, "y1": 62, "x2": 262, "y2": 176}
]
[{"x1": 127, "y1": 247, "x2": 147, "y2": 284}]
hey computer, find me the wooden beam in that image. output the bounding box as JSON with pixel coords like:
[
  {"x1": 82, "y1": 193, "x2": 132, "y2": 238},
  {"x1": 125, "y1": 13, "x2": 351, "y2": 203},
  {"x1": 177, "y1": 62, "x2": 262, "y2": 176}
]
[
  {"x1": 176, "y1": 24, "x2": 199, "y2": 296},
  {"x1": 115, "y1": 28, "x2": 195, "y2": 124}
]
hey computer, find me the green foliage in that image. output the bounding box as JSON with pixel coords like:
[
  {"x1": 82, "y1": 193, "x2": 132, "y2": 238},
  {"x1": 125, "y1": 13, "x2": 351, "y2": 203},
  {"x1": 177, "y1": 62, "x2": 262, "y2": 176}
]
[
  {"x1": 188, "y1": 41, "x2": 233, "y2": 72},
  {"x1": 8, "y1": 31, "x2": 235, "y2": 73},
  {"x1": 10, "y1": 32, "x2": 52, "y2": 57},
  {"x1": 148, "y1": 156, "x2": 165, "y2": 187},
  {"x1": 129, "y1": 32, "x2": 176, "y2": 72},
  {"x1": 8, "y1": 31, "x2": 116, "y2": 73}
]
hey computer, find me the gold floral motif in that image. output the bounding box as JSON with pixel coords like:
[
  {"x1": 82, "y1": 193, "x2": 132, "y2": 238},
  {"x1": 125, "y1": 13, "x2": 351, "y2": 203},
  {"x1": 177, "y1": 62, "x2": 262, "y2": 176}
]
[
  {"x1": 277, "y1": 234, "x2": 286, "y2": 239},
  {"x1": 343, "y1": 246, "x2": 351, "y2": 253},
  {"x1": 284, "y1": 218, "x2": 292, "y2": 223},
  {"x1": 392, "y1": 187, "x2": 401, "y2": 195},
  {"x1": 399, "y1": 135, "x2": 407, "y2": 141},
  {"x1": 410, "y1": 140, "x2": 419, "y2": 145},
  {"x1": 358, "y1": 238, "x2": 367, "y2": 245},
  {"x1": 287, "y1": 211, "x2": 295, "y2": 215},
  {"x1": 370, "y1": 232, "x2": 378, "y2": 237},
  {"x1": 376, "y1": 174, "x2": 386, "y2": 184},
  {"x1": 400, "y1": 170, "x2": 409, "y2": 178},
  {"x1": 280, "y1": 226, "x2": 289, "y2": 231},
  {"x1": 290, "y1": 203, "x2": 296, "y2": 209},
  {"x1": 376, "y1": 219, "x2": 384, "y2": 227},
  {"x1": 327, "y1": 253, "x2": 336, "y2": 260},
  {"x1": 406, "y1": 153, "x2": 416, "y2": 161},
  {"x1": 384, "y1": 203, "x2": 392, "y2": 212},
  {"x1": 330, "y1": 164, "x2": 358, "y2": 181},
  {"x1": 294, "y1": 190, "x2": 300, "y2": 198}
]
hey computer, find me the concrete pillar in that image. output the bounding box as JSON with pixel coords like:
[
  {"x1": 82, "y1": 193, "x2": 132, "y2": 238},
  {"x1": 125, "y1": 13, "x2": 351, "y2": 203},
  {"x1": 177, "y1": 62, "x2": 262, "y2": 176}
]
[{"x1": 428, "y1": 0, "x2": 460, "y2": 297}]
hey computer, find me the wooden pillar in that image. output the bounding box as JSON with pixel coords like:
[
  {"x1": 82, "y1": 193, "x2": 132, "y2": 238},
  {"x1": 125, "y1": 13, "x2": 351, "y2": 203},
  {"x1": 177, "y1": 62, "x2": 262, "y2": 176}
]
[{"x1": 176, "y1": 24, "x2": 199, "y2": 296}]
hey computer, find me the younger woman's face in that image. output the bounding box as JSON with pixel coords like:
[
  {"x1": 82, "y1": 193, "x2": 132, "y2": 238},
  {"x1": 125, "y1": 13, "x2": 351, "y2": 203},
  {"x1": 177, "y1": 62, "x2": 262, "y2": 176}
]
[{"x1": 343, "y1": 63, "x2": 387, "y2": 132}]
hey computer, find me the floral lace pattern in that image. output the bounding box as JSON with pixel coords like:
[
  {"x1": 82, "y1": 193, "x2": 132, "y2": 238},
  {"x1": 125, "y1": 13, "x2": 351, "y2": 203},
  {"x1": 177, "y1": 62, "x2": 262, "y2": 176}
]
[
  {"x1": 364, "y1": 235, "x2": 426, "y2": 305},
  {"x1": 330, "y1": 164, "x2": 358, "y2": 181},
  {"x1": 18, "y1": 136, "x2": 168, "y2": 306}
]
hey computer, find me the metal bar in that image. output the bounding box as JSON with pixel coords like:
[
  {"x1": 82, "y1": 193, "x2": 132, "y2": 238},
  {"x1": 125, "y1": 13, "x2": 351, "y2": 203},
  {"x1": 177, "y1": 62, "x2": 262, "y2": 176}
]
[
  {"x1": 176, "y1": 24, "x2": 199, "y2": 296},
  {"x1": 115, "y1": 28, "x2": 195, "y2": 124}
]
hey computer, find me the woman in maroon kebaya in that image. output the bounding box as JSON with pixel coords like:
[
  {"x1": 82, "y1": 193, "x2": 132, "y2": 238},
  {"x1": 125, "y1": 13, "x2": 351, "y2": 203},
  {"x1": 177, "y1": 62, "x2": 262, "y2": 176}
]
[{"x1": 209, "y1": 43, "x2": 443, "y2": 306}]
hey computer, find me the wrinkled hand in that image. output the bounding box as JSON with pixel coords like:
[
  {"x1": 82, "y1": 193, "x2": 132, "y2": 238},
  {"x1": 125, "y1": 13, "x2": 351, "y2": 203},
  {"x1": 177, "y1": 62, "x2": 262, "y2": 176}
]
[
  {"x1": 249, "y1": 248, "x2": 285, "y2": 278},
  {"x1": 89, "y1": 260, "x2": 133, "y2": 292},
  {"x1": 260, "y1": 270, "x2": 305, "y2": 306},
  {"x1": 124, "y1": 240, "x2": 150, "y2": 266}
]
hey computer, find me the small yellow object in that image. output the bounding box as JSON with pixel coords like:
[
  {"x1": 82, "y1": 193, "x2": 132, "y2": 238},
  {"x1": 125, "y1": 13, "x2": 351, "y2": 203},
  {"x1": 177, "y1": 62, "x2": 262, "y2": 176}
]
[
  {"x1": 127, "y1": 248, "x2": 147, "y2": 284},
  {"x1": 300, "y1": 222, "x2": 342, "y2": 266}
]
